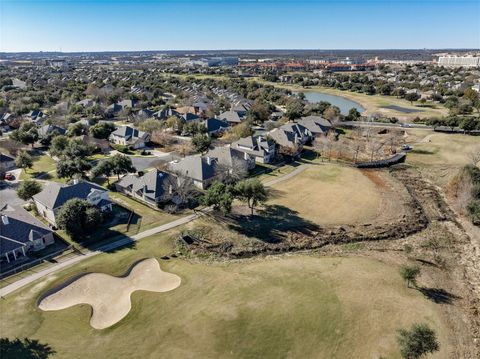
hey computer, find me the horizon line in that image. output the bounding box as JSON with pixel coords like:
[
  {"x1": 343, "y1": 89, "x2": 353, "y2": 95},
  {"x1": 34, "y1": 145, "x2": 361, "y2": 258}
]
[{"x1": 1, "y1": 47, "x2": 480, "y2": 55}]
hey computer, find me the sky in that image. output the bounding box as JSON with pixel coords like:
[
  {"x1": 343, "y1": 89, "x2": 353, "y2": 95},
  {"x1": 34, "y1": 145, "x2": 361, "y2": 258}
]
[{"x1": 0, "y1": 0, "x2": 479, "y2": 52}]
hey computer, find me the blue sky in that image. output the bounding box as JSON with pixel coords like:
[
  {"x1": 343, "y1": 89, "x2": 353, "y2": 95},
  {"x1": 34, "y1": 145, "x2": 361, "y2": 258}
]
[{"x1": 1, "y1": 0, "x2": 479, "y2": 52}]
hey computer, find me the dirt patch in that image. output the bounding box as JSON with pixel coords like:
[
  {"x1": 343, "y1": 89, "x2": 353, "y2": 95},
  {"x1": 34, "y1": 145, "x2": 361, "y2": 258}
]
[
  {"x1": 361, "y1": 169, "x2": 388, "y2": 188},
  {"x1": 38, "y1": 258, "x2": 181, "y2": 329}
]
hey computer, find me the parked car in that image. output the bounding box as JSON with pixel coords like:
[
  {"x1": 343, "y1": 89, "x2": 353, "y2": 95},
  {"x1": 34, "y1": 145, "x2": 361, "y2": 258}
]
[
  {"x1": 402, "y1": 144, "x2": 412, "y2": 151},
  {"x1": 4, "y1": 173, "x2": 15, "y2": 181}
]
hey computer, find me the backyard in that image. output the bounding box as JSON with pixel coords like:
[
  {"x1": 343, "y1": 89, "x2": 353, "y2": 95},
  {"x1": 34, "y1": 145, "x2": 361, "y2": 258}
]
[{"x1": 0, "y1": 228, "x2": 450, "y2": 359}]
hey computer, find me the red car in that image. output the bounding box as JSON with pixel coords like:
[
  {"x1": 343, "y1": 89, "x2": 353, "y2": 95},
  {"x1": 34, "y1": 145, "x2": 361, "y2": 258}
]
[{"x1": 4, "y1": 173, "x2": 15, "y2": 181}]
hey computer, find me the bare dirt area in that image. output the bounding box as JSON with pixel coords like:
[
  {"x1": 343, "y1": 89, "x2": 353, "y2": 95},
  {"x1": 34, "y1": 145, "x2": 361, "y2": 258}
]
[{"x1": 38, "y1": 258, "x2": 181, "y2": 329}]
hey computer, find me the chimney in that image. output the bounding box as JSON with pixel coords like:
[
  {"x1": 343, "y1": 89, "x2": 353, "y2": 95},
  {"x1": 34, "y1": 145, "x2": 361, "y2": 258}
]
[
  {"x1": 206, "y1": 157, "x2": 212, "y2": 166},
  {"x1": 1, "y1": 215, "x2": 9, "y2": 225},
  {"x1": 143, "y1": 185, "x2": 148, "y2": 199}
]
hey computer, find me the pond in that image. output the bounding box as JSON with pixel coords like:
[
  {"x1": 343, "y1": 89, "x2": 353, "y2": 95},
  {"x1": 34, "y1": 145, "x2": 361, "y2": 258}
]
[{"x1": 299, "y1": 91, "x2": 365, "y2": 115}]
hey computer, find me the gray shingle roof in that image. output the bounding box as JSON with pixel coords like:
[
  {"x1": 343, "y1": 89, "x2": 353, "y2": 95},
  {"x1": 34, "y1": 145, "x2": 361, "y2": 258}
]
[
  {"x1": 168, "y1": 155, "x2": 216, "y2": 182},
  {"x1": 111, "y1": 126, "x2": 148, "y2": 141},
  {"x1": 297, "y1": 116, "x2": 332, "y2": 135},
  {"x1": 218, "y1": 111, "x2": 243, "y2": 124},
  {"x1": 117, "y1": 169, "x2": 177, "y2": 201},
  {"x1": 0, "y1": 205, "x2": 53, "y2": 256},
  {"x1": 33, "y1": 181, "x2": 107, "y2": 210}
]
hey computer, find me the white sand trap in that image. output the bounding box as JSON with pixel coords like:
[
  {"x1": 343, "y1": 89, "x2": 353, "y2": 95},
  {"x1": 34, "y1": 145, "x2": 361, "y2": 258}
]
[{"x1": 38, "y1": 258, "x2": 181, "y2": 329}]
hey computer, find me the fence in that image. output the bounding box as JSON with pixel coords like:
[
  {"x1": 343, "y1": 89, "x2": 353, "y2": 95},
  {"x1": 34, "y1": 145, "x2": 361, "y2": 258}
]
[
  {"x1": 355, "y1": 152, "x2": 407, "y2": 169},
  {"x1": 0, "y1": 245, "x2": 74, "y2": 280}
]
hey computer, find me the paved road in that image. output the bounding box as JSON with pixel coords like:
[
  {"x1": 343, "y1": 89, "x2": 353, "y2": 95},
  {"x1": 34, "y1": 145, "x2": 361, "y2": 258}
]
[{"x1": 0, "y1": 212, "x2": 199, "y2": 297}]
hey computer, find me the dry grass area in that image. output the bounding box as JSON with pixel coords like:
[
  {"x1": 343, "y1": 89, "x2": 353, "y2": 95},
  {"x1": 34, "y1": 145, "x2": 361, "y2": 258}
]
[
  {"x1": 405, "y1": 129, "x2": 480, "y2": 187},
  {"x1": 0, "y1": 229, "x2": 450, "y2": 358},
  {"x1": 267, "y1": 163, "x2": 386, "y2": 225}
]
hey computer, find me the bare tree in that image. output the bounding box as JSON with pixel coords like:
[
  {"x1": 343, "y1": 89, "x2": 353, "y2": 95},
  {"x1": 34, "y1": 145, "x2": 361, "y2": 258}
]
[{"x1": 468, "y1": 147, "x2": 480, "y2": 167}]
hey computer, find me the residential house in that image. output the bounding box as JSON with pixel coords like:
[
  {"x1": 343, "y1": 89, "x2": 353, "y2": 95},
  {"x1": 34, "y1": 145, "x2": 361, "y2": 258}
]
[
  {"x1": 0, "y1": 205, "x2": 55, "y2": 264},
  {"x1": 77, "y1": 135, "x2": 111, "y2": 154},
  {"x1": 203, "y1": 118, "x2": 230, "y2": 136},
  {"x1": 268, "y1": 127, "x2": 303, "y2": 157},
  {"x1": 109, "y1": 126, "x2": 150, "y2": 149},
  {"x1": 231, "y1": 103, "x2": 251, "y2": 117},
  {"x1": 218, "y1": 110, "x2": 244, "y2": 125},
  {"x1": 33, "y1": 180, "x2": 113, "y2": 226},
  {"x1": 168, "y1": 155, "x2": 217, "y2": 189},
  {"x1": 26, "y1": 110, "x2": 45, "y2": 124},
  {"x1": 297, "y1": 116, "x2": 332, "y2": 136},
  {"x1": 182, "y1": 112, "x2": 201, "y2": 122},
  {"x1": 37, "y1": 124, "x2": 66, "y2": 140},
  {"x1": 136, "y1": 108, "x2": 155, "y2": 119},
  {"x1": 115, "y1": 169, "x2": 178, "y2": 207},
  {"x1": 0, "y1": 153, "x2": 15, "y2": 173},
  {"x1": 153, "y1": 108, "x2": 180, "y2": 120},
  {"x1": 232, "y1": 135, "x2": 276, "y2": 164},
  {"x1": 106, "y1": 99, "x2": 137, "y2": 115},
  {"x1": 280, "y1": 123, "x2": 312, "y2": 144},
  {"x1": 207, "y1": 146, "x2": 255, "y2": 175}
]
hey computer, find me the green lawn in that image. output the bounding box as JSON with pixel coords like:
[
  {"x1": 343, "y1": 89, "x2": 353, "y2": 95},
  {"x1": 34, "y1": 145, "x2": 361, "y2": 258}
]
[
  {"x1": 19, "y1": 154, "x2": 57, "y2": 180},
  {"x1": 109, "y1": 192, "x2": 184, "y2": 232},
  {"x1": 0, "y1": 228, "x2": 450, "y2": 359}
]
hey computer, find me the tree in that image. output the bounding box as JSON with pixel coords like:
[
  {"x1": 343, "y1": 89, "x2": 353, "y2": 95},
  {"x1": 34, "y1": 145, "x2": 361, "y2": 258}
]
[
  {"x1": 285, "y1": 98, "x2": 305, "y2": 121},
  {"x1": 166, "y1": 116, "x2": 184, "y2": 133},
  {"x1": 323, "y1": 105, "x2": 341, "y2": 122},
  {"x1": 200, "y1": 181, "x2": 234, "y2": 214},
  {"x1": 0, "y1": 337, "x2": 56, "y2": 359},
  {"x1": 405, "y1": 93, "x2": 420, "y2": 105},
  {"x1": 17, "y1": 180, "x2": 42, "y2": 201},
  {"x1": 247, "y1": 99, "x2": 271, "y2": 124},
  {"x1": 66, "y1": 122, "x2": 87, "y2": 137},
  {"x1": 56, "y1": 198, "x2": 102, "y2": 240},
  {"x1": 49, "y1": 135, "x2": 69, "y2": 157},
  {"x1": 56, "y1": 158, "x2": 91, "y2": 179},
  {"x1": 234, "y1": 178, "x2": 268, "y2": 216},
  {"x1": 192, "y1": 133, "x2": 212, "y2": 153},
  {"x1": 184, "y1": 121, "x2": 207, "y2": 136},
  {"x1": 137, "y1": 118, "x2": 163, "y2": 134},
  {"x1": 400, "y1": 265, "x2": 421, "y2": 288},
  {"x1": 345, "y1": 107, "x2": 361, "y2": 121},
  {"x1": 15, "y1": 151, "x2": 33, "y2": 171},
  {"x1": 91, "y1": 159, "x2": 114, "y2": 184},
  {"x1": 397, "y1": 323, "x2": 439, "y2": 359},
  {"x1": 110, "y1": 154, "x2": 136, "y2": 179},
  {"x1": 89, "y1": 122, "x2": 115, "y2": 139},
  {"x1": 10, "y1": 122, "x2": 38, "y2": 147}
]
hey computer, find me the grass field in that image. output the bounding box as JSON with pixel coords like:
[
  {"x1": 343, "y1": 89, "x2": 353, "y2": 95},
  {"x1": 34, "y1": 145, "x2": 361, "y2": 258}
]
[
  {"x1": 0, "y1": 228, "x2": 449, "y2": 359},
  {"x1": 18, "y1": 153, "x2": 57, "y2": 180},
  {"x1": 267, "y1": 163, "x2": 383, "y2": 225},
  {"x1": 405, "y1": 129, "x2": 480, "y2": 186}
]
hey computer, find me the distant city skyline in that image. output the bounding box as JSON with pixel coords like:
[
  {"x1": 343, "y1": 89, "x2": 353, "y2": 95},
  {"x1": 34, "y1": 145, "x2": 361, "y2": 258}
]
[{"x1": 1, "y1": 0, "x2": 479, "y2": 52}]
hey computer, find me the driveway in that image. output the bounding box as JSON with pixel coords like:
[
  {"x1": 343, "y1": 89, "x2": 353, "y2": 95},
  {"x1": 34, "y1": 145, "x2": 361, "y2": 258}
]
[{"x1": 0, "y1": 183, "x2": 26, "y2": 208}]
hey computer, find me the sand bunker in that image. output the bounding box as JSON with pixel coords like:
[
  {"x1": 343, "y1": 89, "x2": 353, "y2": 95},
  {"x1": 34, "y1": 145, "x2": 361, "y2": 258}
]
[{"x1": 39, "y1": 258, "x2": 181, "y2": 329}]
